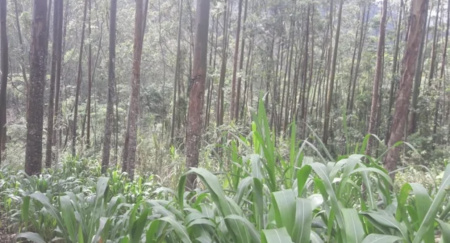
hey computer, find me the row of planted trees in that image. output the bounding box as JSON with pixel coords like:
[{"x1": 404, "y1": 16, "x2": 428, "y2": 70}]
[{"x1": 0, "y1": 0, "x2": 446, "y2": 181}]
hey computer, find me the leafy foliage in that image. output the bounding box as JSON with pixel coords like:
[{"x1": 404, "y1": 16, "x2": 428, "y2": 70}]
[{"x1": 1, "y1": 103, "x2": 449, "y2": 242}]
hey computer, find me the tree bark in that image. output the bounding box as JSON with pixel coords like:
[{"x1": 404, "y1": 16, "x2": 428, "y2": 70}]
[
  {"x1": 408, "y1": 6, "x2": 428, "y2": 135},
  {"x1": 386, "y1": 0, "x2": 404, "y2": 145},
  {"x1": 186, "y1": 0, "x2": 210, "y2": 190},
  {"x1": 122, "y1": 0, "x2": 148, "y2": 180},
  {"x1": 25, "y1": 0, "x2": 48, "y2": 175},
  {"x1": 85, "y1": 0, "x2": 92, "y2": 147},
  {"x1": 385, "y1": 0, "x2": 428, "y2": 174},
  {"x1": 235, "y1": 0, "x2": 248, "y2": 120},
  {"x1": 366, "y1": 0, "x2": 387, "y2": 156},
  {"x1": 216, "y1": 1, "x2": 229, "y2": 126},
  {"x1": 71, "y1": 0, "x2": 88, "y2": 156},
  {"x1": 101, "y1": 0, "x2": 117, "y2": 173},
  {"x1": 323, "y1": 0, "x2": 343, "y2": 145},
  {"x1": 13, "y1": 0, "x2": 28, "y2": 88},
  {"x1": 230, "y1": 0, "x2": 243, "y2": 121},
  {"x1": 45, "y1": 0, "x2": 63, "y2": 168},
  {"x1": 171, "y1": 0, "x2": 183, "y2": 144},
  {"x1": 0, "y1": 0, "x2": 8, "y2": 164}
]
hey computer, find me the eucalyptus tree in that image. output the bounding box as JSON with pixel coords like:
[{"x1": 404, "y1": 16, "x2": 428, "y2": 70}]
[
  {"x1": 72, "y1": 0, "x2": 88, "y2": 156},
  {"x1": 186, "y1": 0, "x2": 210, "y2": 189},
  {"x1": 102, "y1": 0, "x2": 118, "y2": 173},
  {"x1": 385, "y1": 0, "x2": 428, "y2": 174},
  {"x1": 25, "y1": 0, "x2": 48, "y2": 175},
  {"x1": 45, "y1": 0, "x2": 64, "y2": 168},
  {"x1": 366, "y1": 0, "x2": 387, "y2": 156},
  {"x1": 122, "y1": 0, "x2": 149, "y2": 179},
  {"x1": 0, "y1": 0, "x2": 8, "y2": 165}
]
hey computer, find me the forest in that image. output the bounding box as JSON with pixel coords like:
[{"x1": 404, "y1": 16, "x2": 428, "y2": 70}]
[{"x1": 0, "y1": 0, "x2": 450, "y2": 242}]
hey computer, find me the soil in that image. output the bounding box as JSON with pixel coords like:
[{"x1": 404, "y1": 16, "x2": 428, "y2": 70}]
[{"x1": 0, "y1": 212, "x2": 15, "y2": 243}]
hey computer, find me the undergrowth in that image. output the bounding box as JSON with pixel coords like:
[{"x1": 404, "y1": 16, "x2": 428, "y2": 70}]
[{"x1": 0, "y1": 101, "x2": 449, "y2": 243}]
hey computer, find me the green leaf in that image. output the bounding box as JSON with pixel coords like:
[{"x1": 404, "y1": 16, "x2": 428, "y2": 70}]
[
  {"x1": 342, "y1": 208, "x2": 364, "y2": 243},
  {"x1": 96, "y1": 177, "x2": 109, "y2": 203},
  {"x1": 21, "y1": 196, "x2": 30, "y2": 222},
  {"x1": 60, "y1": 195, "x2": 77, "y2": 242},
  {"x1": 361, "y1": 234, "x2": 403, "y2": 243},
  {"x1": 296, "y1": 166, "x2": 311, "y2": 197},
  {"x1": 309, "y1": 163, "x2": 344, "y2": 228},
  {"x1": 413, "y1": 165, "x2": 450, "y2": 243},
  {"x1": 225, "y1": 215, "x2": 260, "y2": 242},
  {"x1": 272, "y1": 190, "x2": 296, "y2": 235},
  {"x1": 362, "y1": 212, "x2": 407, "y2": 238},
  {"x1": 261, "y1": 228, "x2": 293, "y2": 243},
  {"x1": 130, "y1": 207, "x2": 149, "y2": 243},
  {"x1": 437, "y1": 219, "x2": 450, "y2": 243},
  {"x1": 159, "y1": 216, "x2": 192, "y2": 243},
  {"x1": 292, "y1": 198, "x2": 312, "y2": 243},
  {"x1": 146, "y1": 220, "x2": 161, "y2": 243},
  {"x1": 16, "y1": 232, "x2": 46, "y2": 243},
  {"x1": 78, "y1": 224, "x2": 84, "y2": 243}
]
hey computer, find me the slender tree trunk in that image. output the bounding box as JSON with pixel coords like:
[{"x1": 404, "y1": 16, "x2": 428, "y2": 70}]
[
  {"x1": 385, "y1": 0, "x2": 428, "y2": 174},
  {"x1": 409, "y1": 7, "x2": 428, "y2": 135},
  {"x1": 433, "y1": 0, "x2": 449, "y2": 138},
  {"x1": 45, "y1": 0, "x2": 63, "y2": 168},
  {"x1": 235, "y1": 0, "x2": 248, "y2": 120},
  {"x1": 366, "y1": 0, "x2": 387, "y2": 156},
  {"x1": 25, "y1": 0, "x2": 48, "y2": 175},
  {"x1": 85, "y1": 0, "x2": 92, "y2": 147},
  {"x1": 186, "y1": 0, "x2": 210, "y2": 190},
  {"x1": 0, "y1": 0, "x2": 8, "y2": 164},
  {"x1": 205, "y1": 15, "x2": 218, "y2": 128},
  {"x1": 323, "y1": 0, "x2": 343, "y2": 145},
  {"x1": 428, "y1": 0, "x2": 440, "y2": 85},
  {"x1": 216, "y1": 1, "x2": 229, "y2": 126},
  {"x1": 386, "y1": 0, "x2": 404, "y2": 145},
  {"x1": 71, "y1": 0, "x2": 88, "y2": 156},
  {"x1": 13, "y1": 0, "x2": 28, "y2": 99},
  {"x1": 300, "y1": 5, "x2": 311, "y2": 133},
  {"x1": 350, "y1": 3, "x2": 370, "y2": 114},
  {"x1": 230, "y1": 0, "x2": 243, "y2": 121},
  {"x1": 122, "y1": 0, "x2": 148, "y2": 180},
  {"x1": 171, "y1": 0, "x2": 183, "y2": 144},
  {"x1": 101, "y1": 0, "x2": 117, "y2": 173},
  {"x1": 346, "y1": 6, "x2": 363, "y2": 112}
]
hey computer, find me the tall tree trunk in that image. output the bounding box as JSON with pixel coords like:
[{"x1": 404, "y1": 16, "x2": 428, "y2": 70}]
[
  {"x1": 300, "y1": 5, "x2": 311, "y2": 133},
  {"x1": 205, "y1": 15, "x2": 218, "y2": 128},
  {"x1": 122, "y1": 0, "x2": 148, "y2": 180},
  {"x1": 186, "y1": 0, "x2": 210, "y2": 189},
  {"x1": 230, "y1": 0, "x2": 243, "y2": 121},
  {"x1": 386, "y1": 0, "x2": 404, "y2": 145},
  {"x1": 45, "y1": 0, "x2": 63, "y2": 168},
  {"x1": 409, "y1": 6, "x2": 428, "y2": 135},
  {"x1": 323, "y1": 0, "x2": 343, "y2": 145},
  {"x1": 0, "y1": 0, "x2": 8, "y2": 164},
  {"x1": 25, "y1": 0, "x2": 48, "y2": 175},
  {"x1": 366, "y1": 0, "x2": 387, "y2": 156},
  {"x1": 433, "y1": 0, "x2": 449, "y2": 138},
  {"x1": 346, "y1": 5, "x2": 363, "y2": 112},
  {"x1": 216, "y1": 1, "x2": 229, "y2": 126},
  {"x1": 171, "y1": 0, "x2": 183, "y2": 144},
  {"x1": 101, "y1": 0, "x2": 117, "y2": 173},
  {"x1": 13, "y1": 0, "x2": 28, "y2": 94},
  {"x1": 385, "y1": 0, "x2": 428, "y2": 174},
  {"x1": 428, "y1": 0, "x2": 440, "y2": 85},
  {"x1": 235, "y1": 0, "x2": 248, "y2": 120},
  {"x1": 85, "y1": 0, "x2": 92, "y2": 147},
  {"x1": 71, "y1": 0, "x2": 88, "y2": 156}
]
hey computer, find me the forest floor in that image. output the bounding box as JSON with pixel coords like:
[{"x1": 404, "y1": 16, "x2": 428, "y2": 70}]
[{"x1": 0, "y1": 211, "x2": 15, "y2": 242}]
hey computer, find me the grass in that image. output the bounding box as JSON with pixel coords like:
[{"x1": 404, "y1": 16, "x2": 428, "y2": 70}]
[{"x1": 0, "y1": 101, "x2": 449, "y2": 243}]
